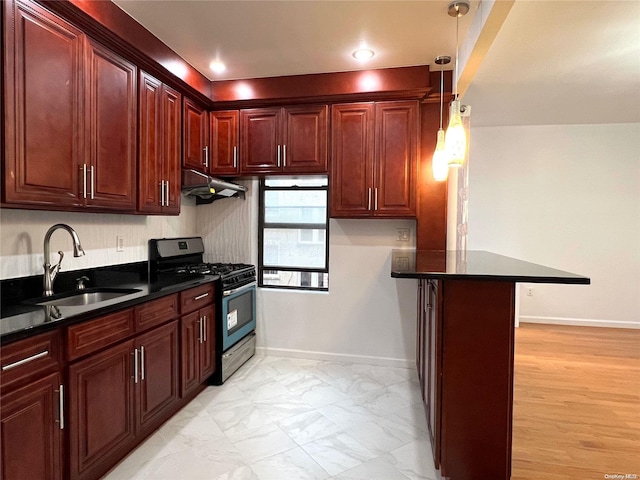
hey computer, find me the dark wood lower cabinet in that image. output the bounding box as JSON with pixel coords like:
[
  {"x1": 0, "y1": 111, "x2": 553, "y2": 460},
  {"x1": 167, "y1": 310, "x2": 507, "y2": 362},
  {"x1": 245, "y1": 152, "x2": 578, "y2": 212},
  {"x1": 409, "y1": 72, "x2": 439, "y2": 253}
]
[
  {"x1": 181, "y1": 305, "x2": 215, "y2": 397},
  {"x1": 135, "y1": 321, "x2": 180, "y2": 433},
  {"x1": 68, "y1": 319, "x2": 181, "y2": 480},
  {"x1": 68, "y1": 340, "x2": 135, "y2": 480},
  {"x1": 417, "y1": 279, "x2": 516, "y2": 480},
  {"x1": 0, "y1": 372, "x2": 63, "y2": 480}
]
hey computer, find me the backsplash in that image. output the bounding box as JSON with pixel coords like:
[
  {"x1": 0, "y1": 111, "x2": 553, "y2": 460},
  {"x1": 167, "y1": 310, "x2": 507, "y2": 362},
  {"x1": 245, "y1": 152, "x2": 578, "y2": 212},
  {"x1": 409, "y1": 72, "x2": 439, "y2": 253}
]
[{"x1": 0, "y1": 200, "x2": 197, "y2": 279}]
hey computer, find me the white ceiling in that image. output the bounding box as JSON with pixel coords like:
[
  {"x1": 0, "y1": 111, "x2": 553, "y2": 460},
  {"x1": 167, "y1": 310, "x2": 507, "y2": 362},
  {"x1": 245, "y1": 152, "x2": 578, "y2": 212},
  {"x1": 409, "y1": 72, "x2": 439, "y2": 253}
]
[{"x1": 113, "y1": 0, "x2": 640, "y2": 127}]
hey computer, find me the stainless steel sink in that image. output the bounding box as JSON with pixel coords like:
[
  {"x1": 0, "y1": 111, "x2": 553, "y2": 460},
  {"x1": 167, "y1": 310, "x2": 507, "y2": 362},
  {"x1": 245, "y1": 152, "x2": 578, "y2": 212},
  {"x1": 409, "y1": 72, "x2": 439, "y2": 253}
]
[{"x1": 26, "y1": 288, "x2": 142, "y2": 307}]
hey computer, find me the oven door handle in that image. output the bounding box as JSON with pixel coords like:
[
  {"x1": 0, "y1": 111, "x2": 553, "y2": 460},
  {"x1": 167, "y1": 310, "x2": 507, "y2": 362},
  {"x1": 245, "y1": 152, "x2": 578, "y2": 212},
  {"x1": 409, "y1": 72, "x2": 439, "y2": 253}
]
[{"x1": 223, "y1": 281, "x2": 256, "y2": 297}]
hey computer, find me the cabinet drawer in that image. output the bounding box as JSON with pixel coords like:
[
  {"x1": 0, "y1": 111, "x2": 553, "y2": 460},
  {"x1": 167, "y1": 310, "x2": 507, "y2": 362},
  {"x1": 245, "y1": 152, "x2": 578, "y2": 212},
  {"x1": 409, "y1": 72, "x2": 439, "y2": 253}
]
[
  {"x1": 66, "y1": 309, "x2": 134, "y2": 361},
  {"x1": 0, "y1": 330, "x2": 61, "y2": 392},
  {"x1": 179, "y1": 284, "x2": 214, "y2": 314},
  {"x1": 134, "y1": 294, "x2": 178, "y2": 332}
]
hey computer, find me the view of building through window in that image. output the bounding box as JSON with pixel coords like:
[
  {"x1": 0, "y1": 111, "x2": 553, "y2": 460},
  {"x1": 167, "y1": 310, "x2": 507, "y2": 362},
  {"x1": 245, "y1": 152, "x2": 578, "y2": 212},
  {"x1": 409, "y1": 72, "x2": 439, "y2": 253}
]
[{"x1": 259, "y1": 177, "x2": 329, "y2": 291}]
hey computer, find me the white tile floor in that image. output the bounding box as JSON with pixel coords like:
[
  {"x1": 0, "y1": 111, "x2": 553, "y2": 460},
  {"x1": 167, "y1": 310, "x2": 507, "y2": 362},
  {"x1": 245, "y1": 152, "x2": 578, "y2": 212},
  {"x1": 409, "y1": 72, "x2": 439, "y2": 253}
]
[{"x1": 103, "y1": 355, "x2": 440, "y2": 480}]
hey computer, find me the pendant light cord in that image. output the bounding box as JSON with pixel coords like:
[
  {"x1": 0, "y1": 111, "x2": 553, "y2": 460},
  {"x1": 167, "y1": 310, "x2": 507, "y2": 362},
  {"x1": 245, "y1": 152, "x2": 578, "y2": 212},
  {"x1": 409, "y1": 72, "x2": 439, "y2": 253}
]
[
  {"x1": 454, "y1": 5, "x2": 459, "y2": 101},
  {"x1": 439, "y1": 68, "x2": 444, "y2": 129}
]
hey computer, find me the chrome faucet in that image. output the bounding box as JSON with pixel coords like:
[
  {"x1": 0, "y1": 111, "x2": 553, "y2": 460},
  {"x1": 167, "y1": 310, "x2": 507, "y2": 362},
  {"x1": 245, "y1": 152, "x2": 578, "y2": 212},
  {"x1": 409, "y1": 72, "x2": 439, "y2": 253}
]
[{"x1": 43, "y1": 224, "x2": 85, "y2": 297}]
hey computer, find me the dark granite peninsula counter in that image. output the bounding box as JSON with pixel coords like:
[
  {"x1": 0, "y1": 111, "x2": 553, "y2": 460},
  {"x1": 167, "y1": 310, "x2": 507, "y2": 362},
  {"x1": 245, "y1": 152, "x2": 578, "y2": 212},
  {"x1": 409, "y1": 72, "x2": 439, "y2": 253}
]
[{"x1": 391, "y1": 250, "x2": 589, "y2": 480}]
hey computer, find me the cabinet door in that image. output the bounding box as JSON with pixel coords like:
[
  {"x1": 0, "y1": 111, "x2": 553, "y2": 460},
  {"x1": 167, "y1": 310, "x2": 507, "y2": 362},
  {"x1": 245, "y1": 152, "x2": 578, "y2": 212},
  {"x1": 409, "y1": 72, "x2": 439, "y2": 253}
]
[
  {"x1": 3, "y1": 0, "x2": 84, "y2": 207},
  {"x1": 183, "y1": 97, "x2": 209, "y2": 171},
  {"x1": 330, "y1": 103, "x2": 375, "y2": 217},
  {"x1": 162, "y1": 84, "x2": 182, "y2": 214},
  {"x1": 137, "y1": 70, "x2": 163, "y2": 213},
  {"x1": 180, "y1": 311, "x2": 200, "y2": 397},
  {"x1": 426, "y1": 280, "x2": 441, "y2": 467},
  {"x1": 0, "y1": 372, "x2": 62, "y2": 480},
  {"x1": 374, "y1": 101, "x2": 418, "y2": 217},
  {"x1": 136, "y1": 321, "x2": 179, "y2": 433},
  {"x1": 85, "y1": 38, "x2": 137, "y2": 211},
  {"x1": 199, "y1": 305, "x2": 216, "y2": 382},
  {"x1": 240, "y1": 107, "x2": 282, "y2": 174},
  {"x1": 283, "y1": 105, "x2": 328, "y2": 173},
  {"x1": 68, "y1": 340, "x2": 135, "y2": 480},
  {"x1": 210, "y1": 110, "x2": 239, "y2": 175}
]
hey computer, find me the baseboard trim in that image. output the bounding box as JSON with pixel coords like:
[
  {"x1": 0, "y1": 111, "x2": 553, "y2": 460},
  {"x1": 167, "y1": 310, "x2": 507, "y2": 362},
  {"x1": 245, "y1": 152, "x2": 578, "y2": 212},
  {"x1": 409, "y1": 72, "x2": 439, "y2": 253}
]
[
  {"x1": 255, "y1": 346, "x2": 414, "y2": 369},
  {"x1": 520, "y1": 315, "x2": 640, "y2": 329}
]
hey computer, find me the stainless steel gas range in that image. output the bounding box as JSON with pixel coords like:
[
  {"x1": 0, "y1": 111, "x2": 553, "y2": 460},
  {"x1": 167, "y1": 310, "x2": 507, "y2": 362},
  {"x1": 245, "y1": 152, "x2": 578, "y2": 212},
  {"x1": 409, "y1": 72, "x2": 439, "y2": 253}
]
[{"x1": 149, "y1": 237, "x2": 256, "y2": 384}]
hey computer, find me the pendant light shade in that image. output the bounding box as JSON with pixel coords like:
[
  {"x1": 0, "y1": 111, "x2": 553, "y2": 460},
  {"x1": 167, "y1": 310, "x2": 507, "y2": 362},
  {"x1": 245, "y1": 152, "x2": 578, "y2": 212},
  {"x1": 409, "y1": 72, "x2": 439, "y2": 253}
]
[
  {"x1": 445, "y1": 100, "x2": 466, "y2": 167},
  {"x1": 433, "y1": 129, "x2": 449, "y2": 181},
  {"x1": 432, "y1": 55, "x2": 451, "y2": 181},
  {"x1": 445, "y1": 0, "x2": 469, "y2": 167}
]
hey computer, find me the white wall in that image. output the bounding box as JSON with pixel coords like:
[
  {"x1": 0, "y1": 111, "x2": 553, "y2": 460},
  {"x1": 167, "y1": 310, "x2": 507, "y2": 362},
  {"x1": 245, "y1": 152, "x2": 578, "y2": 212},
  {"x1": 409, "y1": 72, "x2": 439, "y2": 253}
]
[
  {"x1": 0, "y1": 201, "x2": 197, "y2": 279},
  {"x1": 196, "y1": 185, "x2": 419, "y2": 367},
  {"x1": 467, "y1": 123, "x2": 640, "y2": 328},
  {"x1": 257, "y1": 219, "x2": 418, "y2": 367}
]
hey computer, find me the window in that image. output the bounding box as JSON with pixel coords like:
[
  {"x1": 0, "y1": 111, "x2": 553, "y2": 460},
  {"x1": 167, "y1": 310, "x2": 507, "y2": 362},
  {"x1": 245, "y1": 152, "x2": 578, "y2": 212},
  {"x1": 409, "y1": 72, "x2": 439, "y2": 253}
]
[{"x1": 259, "y1": 177, "x2": 329, "y2": 291}]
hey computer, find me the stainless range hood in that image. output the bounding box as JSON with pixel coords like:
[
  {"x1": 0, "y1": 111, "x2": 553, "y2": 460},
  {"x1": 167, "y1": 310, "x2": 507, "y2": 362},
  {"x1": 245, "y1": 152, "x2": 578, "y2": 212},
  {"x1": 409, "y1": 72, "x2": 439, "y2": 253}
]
[{"x1": 182, "y1": 169, "x2": 247, "y2": 204}]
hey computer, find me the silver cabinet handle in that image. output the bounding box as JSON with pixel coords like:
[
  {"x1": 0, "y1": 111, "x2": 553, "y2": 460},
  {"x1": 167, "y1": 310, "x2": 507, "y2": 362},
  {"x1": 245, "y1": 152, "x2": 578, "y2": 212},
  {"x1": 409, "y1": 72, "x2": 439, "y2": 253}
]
[
  {"x1": 374, "y1": 188, "x2": 378, "y2": 211},
  {"x1": 283, "y1": 144, "x2": 287, "y2": 167},
  {"x1": 55, "y1": 384, "x2": 64, "y2": 430},
  {"x1": 198, "y1": 318, "x2": 203, "y2": 344},
  {"x1": 165, "y1": 180, "x2": 170, "y2": 206},
  {"x1": 204, "y1": 146, "x2": 209, "y2": 168},
  {"x1": 277, "y1": 145, "x2": 281, "y2": 167},
  {"x1": 203, "y1": 315, "x2": 207, "y2": 342},
  {"x1": 233, "y1": 146, "x2": 237, "y2": 168},
  {"x1": 82, "y1": 164, "x2": 88, "y2": 198},
  {"x1": 90, "y1": 166, "x2": 95, "y2": 199},
  {"x1": 194, "y1": 292, "x2": 209, "y2": 301},
  {"x1": 140, "y1": 346, "x2": 145, "y2": 381},
  {"x1": 2, "y1": 350, "x2": 49, "y2": 371},
  {"x1": 160, "y1": 180, "x2": 165, "y2": 206},
  {"x1": 368, "y1": 188, "x2": 372, "y2": 211},
  {"x1": 133, "y1": 348, "x2": 139, "y2": 384}
]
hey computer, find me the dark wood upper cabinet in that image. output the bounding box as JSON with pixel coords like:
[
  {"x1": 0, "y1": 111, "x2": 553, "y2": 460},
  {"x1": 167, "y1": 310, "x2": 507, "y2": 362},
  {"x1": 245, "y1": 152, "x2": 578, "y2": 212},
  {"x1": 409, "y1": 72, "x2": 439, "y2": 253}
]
[
  {"x1": 239, "y1": 107, "x2": 282, "y2": 174},
  {"x1": 284, "y1": 105, "x2": 329, "y2": 173},
  {"x1": 330, "y1": 103, "x2": 375, "y2": 217},
  {"x1": 239, "y1": 105, "x2": 328, "y2": 175},
  {"x1": 3, "y1": 0, "x2": 84, "y2": 208},
  {"x1": 84, "y1": 38, "x2": 137, "y2": 211},
  {"x1": 3, "y1": 1, "x2": 139, "y2": 213},
  {"x1": 374, "y1": 101, "x2": 418, "y2": 217},
  {"x1": 162, "y1": 85, "x2": 182, "y2": 214},
  {"x1": 330, "y1": 100, "x2": 418, "y2": 218},
  {"x1": 210, "y1": 110, "x2": 240, "y2": 176},
  {"x1": 138, "y1": 70, "x2": 181, "y2": 214},
  {"x1": 182, "y1": 97, "x2": 209, "y2": 172}
]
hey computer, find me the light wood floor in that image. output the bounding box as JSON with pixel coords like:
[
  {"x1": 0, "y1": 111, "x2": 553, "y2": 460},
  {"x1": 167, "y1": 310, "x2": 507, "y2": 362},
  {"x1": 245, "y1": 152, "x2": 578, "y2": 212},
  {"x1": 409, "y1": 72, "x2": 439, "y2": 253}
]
[{"x1": 512, "y1": 323, "x2": 640, "y2": 480}]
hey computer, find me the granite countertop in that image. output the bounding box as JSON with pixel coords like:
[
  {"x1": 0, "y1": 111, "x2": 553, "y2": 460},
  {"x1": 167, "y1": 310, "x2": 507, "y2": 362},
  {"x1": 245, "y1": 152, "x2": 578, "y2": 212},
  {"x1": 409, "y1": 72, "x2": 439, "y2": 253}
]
[
  {"x1": 390, "y1": 249, "x2": 591, "y2": 284},
  {"x1": 0, "y1": 262, "x2": 219, "y2": 344}
]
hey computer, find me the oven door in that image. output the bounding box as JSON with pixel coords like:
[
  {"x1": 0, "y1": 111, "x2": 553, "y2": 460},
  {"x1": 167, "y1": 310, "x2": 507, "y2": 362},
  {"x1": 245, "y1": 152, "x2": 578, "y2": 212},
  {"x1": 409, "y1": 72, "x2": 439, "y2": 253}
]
[{"x1": 222, "y1": 282, "x2": 256, "y2": 351}]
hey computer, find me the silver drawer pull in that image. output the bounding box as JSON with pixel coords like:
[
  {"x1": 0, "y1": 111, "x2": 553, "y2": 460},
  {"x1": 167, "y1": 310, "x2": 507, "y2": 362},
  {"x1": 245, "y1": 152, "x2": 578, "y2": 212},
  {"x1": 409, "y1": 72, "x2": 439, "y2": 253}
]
[
  {"x1": 55, "y1": 384, "x2": 65, "y2": 430},
  {"x1": 194, "y1": 292, "x2": 209, "y2": 300},
  {"x1": 2, "y1": 350, "x2": 49, "y2": 371}
]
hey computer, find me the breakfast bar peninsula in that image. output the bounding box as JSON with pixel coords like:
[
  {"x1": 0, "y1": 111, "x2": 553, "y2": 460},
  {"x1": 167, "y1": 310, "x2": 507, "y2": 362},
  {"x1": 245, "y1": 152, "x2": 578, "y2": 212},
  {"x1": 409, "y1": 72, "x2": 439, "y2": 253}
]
[{"x1": 391, "y1": 250, "x2": 590, "y2": 480}]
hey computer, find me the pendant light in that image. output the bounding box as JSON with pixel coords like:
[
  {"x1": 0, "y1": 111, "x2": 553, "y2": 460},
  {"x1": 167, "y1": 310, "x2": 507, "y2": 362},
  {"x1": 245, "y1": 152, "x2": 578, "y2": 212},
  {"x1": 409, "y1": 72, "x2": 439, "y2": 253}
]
[
  {"x1": 445, "y1": 0, "x2": 470, "y2": 168},
  {"x1": 432, "y1": 55, "x2": 451, "y2": 181}
]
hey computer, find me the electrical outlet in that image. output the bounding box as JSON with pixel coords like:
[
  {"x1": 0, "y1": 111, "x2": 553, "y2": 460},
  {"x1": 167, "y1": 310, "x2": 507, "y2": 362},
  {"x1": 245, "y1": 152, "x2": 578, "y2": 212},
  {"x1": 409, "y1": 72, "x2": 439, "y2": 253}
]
[
  {"x1": 396, "y1": 228, "x2": 410, "y2": 242},
  {"x1": 527, "y1": 287, "x2": 534, "y2": 297},
  {"x1": 116, "y1": 235, "x2": 125, "y2": 252}
]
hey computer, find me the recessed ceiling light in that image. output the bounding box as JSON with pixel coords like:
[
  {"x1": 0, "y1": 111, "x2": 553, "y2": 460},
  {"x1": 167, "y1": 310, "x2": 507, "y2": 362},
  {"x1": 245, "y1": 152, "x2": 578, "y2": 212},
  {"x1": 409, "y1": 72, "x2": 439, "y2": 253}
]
[
  {"x1": 352, "y1": 48, "x2": 375, "y2": 61},
  {"x1": 209, "y1": 60, "x2": 226, "y2": 74}
]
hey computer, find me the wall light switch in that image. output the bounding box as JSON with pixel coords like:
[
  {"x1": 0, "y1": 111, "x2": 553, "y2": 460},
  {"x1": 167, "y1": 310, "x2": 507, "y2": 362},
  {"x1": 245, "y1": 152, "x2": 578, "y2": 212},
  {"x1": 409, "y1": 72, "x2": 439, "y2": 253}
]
[{"x1": 116, "y1": 236, "x2": 125, "y2": 252}]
